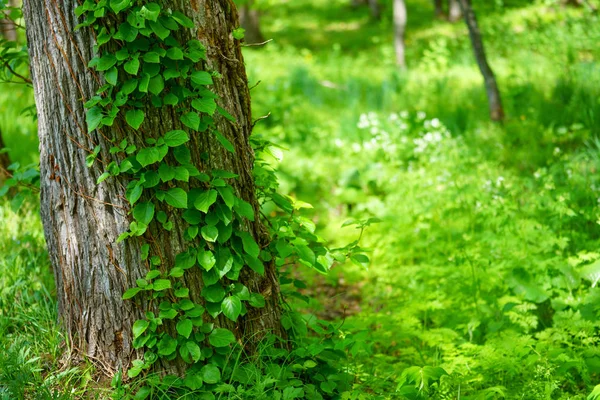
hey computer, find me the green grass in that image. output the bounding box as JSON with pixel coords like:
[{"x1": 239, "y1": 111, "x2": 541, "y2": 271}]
[
  {"x1": 0, "y1": 202, "x2": 99, "y2": 399},
  {"x1": 2, "y1": 0, "x2": 600, "y2": 397}
]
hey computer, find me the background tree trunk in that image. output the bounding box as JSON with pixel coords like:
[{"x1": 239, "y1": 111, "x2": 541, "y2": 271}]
[
  {"x1": 434, "y1": 0, "x2": 445, "y2": 18},
  {"x1": 351, "y1": 0, "x2": 381, "y2": 20},
  {"x1": 0, "y1": 128, "x2": 11, "y2": 183},
  {"x1": 239, "y1": 0, "x2": 265, "y2": 44},
  {"x1": 448, "y1": 0, "x2": 462, "y2": 22},
  {"x1": 23, "y1": 0, "x2": 284, "y2": 374},
  {"x1": 0, "y1": 0, "x2": 18, "y2": 42},
  {"x1": 458, "y1": 0, "x2": 504, "y2": 121},
  {"x1": 368, "y1": 0, "x2": 382, "y2": 20},
  {"x1": 394, "y1": 0, "x2": 407, "y2": 68}
]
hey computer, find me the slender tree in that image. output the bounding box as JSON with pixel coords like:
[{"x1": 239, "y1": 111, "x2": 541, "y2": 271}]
[
  {"x1": 0, "y1": 129, "x2": 11, "y2": 182},
  {"x1": 351, "y1": 0, "x2": 382, "y2": 20},
  {"x1": 23, "y1": 0, "x2": 284, "y2": 373},
  {"x1": 0, "y1": 0, "x2": 18, "y2": 42},
  {"x1": 433, "y1": 0, "x2": 444, "y2": 18},
  {"x1": 393, "y1": 0, "x2": 407, "y2": 68},
  {"x1": 458, "y1": 0, "x2": 504, "y2": 121},
  {"x1": 239, "y1": 0, "x2": 265, "y2": 44},
  {"x1": 448, "y1": 0, "x2": 462, "y2": 22}
]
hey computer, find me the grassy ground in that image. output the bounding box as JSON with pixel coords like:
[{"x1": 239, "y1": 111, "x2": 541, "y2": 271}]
[{"x1": 2, "y1": 0, "x2": 600, "y2": 398}]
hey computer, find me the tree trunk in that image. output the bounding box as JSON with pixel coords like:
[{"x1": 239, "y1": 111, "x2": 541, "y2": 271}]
[
  {"x1": 368, "y1": 0, "x2": 382, "y2": 20},
  {"x1": 239, "y1": 0, "x2": 265, "y2": 44},
  {"x1": 351, "y1": 0, "x2": 381, "y2": 20},
  {"x1": 23, "y1": 0, "x2": 284, "y2": 374},
  {"x1": 0, "y1": 128, "x2": 11, "y2": 183},
  {"x1": 393, "y1": 0, "x2": 407, "y2": 68},
  {"x1": 458, "y1": 0, "x2": 504, "y2": 121},
  {"x1": 434, "y1": 0, "x2": 445, "y2": 18},
  {"x1": 448, "y1": 0, "x2": 462, "y2": 22},
  {"x1": 0, "y1": 0, "x2": 18, "y2": 42}
]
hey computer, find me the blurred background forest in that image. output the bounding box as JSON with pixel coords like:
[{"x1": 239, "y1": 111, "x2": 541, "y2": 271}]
[{"x1": 2, "y1": 0, "x2": 600, "y2": 398}]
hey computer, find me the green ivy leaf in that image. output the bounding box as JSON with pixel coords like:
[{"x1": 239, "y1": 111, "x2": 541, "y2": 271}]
[
  {"x1": 191, "y1": 97, "x2": 216, "y2": 115},
  {"x1": 105, "y1": 66, "x2": 118, "y2": 86},
  {"x1": 171, "y1": 11, "x2": 195, "y2": 29},
  {"x1": 123, "y1": 287, "x2": 142, "y2": 300},
  {"x1": 214, "y1": 131, "x2": 235, "y2": 153},
  {"x1": 133, "y1": 319, "x2": 149, "y2": 338},
  {"x1": 164, "y1": 188, "x2": 187, "y2": 209},
  {"x1": 194, "y1": 189, "x2": 218, "y2": 213},
  {"x1": 202, "y1": 284, "x2": 225, "y2": 303},
  {"x1": 157, "y1": 334, "x2": 177, "y2": 356},
  {"x1": 221, "y1": 296, "x2": 242, "y2": 321},
  {"x1": 133, "y1": 201, "x2": 154, "y2": 225},
  {"x1": 146, "y1": 270, "x2": 161, "y2": 280},
  {"x1": 217, "y1": 186, "x2": 235, "y2": 209},
  {"x1": 143, "y1": 51, "x2": 161, "y2": 63},
  {"x1": 234, "y1": 199, "x2": 255, "y2": 221},
  {"x1": 163, "y1": 130, "x2": 189, "y2": 147},
  {"x1": 109, "y1": 0, "x2": 131, "y2": 14},
  {"x1": 114, "y1": 22, "x2": 138, "y2": 42},
  {"x1": 121, "y1": 78, "x2": 138, "y2": 95},
  {"x1": 249, "y1": 293, "x2": 265, "y2": 308},
  {"x1": 186, "y1": 341, "x2": 202, "y2": 362},
  {"x1": 158, "y1": 163, "x2": 175, "y2": 182},
  {"x1": 183, "y1": 372, "x2": 203, "y2": 390},
  {"x1": 86, "y1": 106, "x2": 104, "y2": 132},
  {"x1": 126, "y1": 109, "x2": 145, "y2": 130},
  {"x1": 124, "y1": 57, "x2": 140, "y2": 75},
  {"x1": 238, "y1": 231, "x2": 260, "y2": 258},
  {"x1": 153, "y1": 279, "x2": 172, "y2": 291},
  {"x1": 163, "y1": 93, "x2": 179, "y2": 106},
  {"x1": 197, "y1": 250, "x2": 216, "y2": 271},
  {"x1": 96, "y1": 54, "x2": 117, "y2": 71},
  {"x1": 166, "y1": 47, "x2": 184, "y2": 60},
  {"x1": 183, "y1": 209, "x2": 202, "y2": 225},
  {"x1": 217, "y1": 105, "x2": 236, "y2": 122},
  {"x1": 148, "y1": 75, "x2": 165, "y2": 95},
  {"x1": 139, "y1": 3, "x2": 160, "y2": 21},
  {"x1": 180, "y1": 112, "x2": 200, "y2": 131},
  {"x1": 191, "y1": 71, "x2": 213, "y2": 86},
  {"x1": 176, "y1": 319, "x2": 193, "y2": 339},
  {"x1": 201, "y1": 225, "x2": 218, "y2": 242},
  {"x1": 208, "y1": 328, "x2": 235, "y2": 348},
  {"x1": 175, "y1": 249, "x2": 197, "y2": 270},
  {"x1": 149, "y1": 20, "x2": 170, "y2": 40},
  {"x1": 136, "y1": 147, "x2": 160, "y2": 167},
  {"x1": 174, "y1": 166, "x2": 189, "y2": 182},
  {"x1": 138, "y1": 73, "x2": 151, "y2": 92}
]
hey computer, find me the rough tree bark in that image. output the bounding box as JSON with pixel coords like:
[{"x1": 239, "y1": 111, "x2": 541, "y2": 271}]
[
  {"x1": 448, "y1": 0, "x2": 462, "y2": 22},
  {"x1": 458, "y1": 0, "x2": 504, "y2": 121},
  {"x1": 393, "y1": 0, "x2": 407, "y2": 68},
  {"x1": 23, "y1": 0, "x2": 284, "y2": 374},
  {"x1": 0, "y1": 0, "x2": 18, "y2": 42},
  {"x1": 239, "y1": 0, "x2": 265, "y2": 44}
]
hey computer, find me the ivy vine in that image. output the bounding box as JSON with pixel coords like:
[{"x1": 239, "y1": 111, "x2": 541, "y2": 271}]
[{"x1": 75, "y1": 1, "x2": 371, "y2": 398}]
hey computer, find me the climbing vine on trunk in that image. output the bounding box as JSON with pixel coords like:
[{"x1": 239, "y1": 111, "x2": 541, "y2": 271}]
[{"x1": 72, "y1": 1, "x2": 370, "y2": 397}]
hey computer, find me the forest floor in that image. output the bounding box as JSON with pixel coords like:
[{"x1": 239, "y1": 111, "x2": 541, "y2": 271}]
[{"x1": 2, "y1": 0, "x2": 600, "y2": 398}]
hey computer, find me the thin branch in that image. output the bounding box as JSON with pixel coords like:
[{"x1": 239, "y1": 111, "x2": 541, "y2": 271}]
[
  {"x1": 241, "y1": 39, "x2": 273, "y2": 47},
  {"x1": 1, "y1": 58, "x2": 31, "y2": 84},
  {"x1": 251, "y1": 112, "x2": 271, "y2": 129}
]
